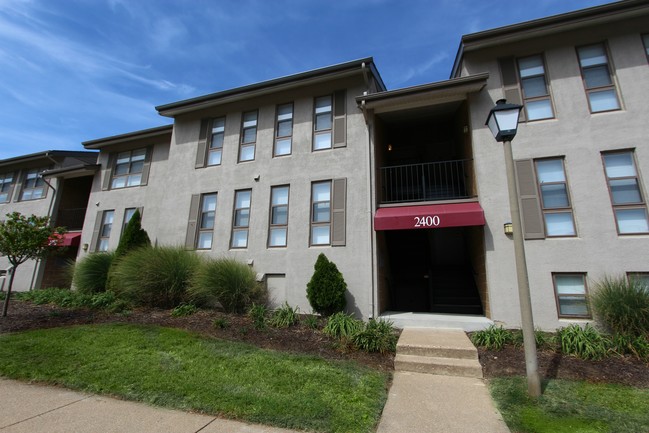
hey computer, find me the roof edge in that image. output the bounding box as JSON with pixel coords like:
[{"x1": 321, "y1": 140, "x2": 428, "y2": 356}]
[
  {"x1": 451, "y1": 0, "x2": 649, "y2": 78},
  {"x1": 0, "y1": 150, "x2": 97, "y2": 168},
  {"x1": 82, "y1": 124, "x2": 173, "y2": 149},
  {"x1": 156, "y1": 57, "x2": 381, "y2": 117}
]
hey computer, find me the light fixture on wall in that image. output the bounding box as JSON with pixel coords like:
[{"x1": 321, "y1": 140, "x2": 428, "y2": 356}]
[
  {"x1": 82, "y1": 243, "x2": 89, "y2": 252},
  {"x1": 387, "y1": 144, "x2": 393, "y2": 152},
  {"x1": 503, "y1": 222, "x2": 513, "y2": 235}
]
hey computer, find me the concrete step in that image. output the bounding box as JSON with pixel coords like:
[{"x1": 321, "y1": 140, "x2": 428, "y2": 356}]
[
  {"x1": 394, "y1": 354, "x2": 483, "y2": 378},
  {"x1": 396, "y1": 328, "x2": 479, "y2": 360},
  {"x1": 394, "y1": 327, "x2": 483, "y2": 379}
]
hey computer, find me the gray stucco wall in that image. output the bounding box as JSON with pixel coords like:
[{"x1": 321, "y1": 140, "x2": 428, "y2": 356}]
[
  {"x1": 78, "y1": 75, "x2": 375, "y2": 318},
  {"x1": 464, "y1": 23, "x2": 649, "y2": 329}
]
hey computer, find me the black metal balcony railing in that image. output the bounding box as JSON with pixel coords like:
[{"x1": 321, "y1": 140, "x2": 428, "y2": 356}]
[
  {"x1": 55, "y1": 208, "x2": 86, "y2": 231},
  {"x1": 380, "y1": 159, "x2": 472, "y2": 204}
]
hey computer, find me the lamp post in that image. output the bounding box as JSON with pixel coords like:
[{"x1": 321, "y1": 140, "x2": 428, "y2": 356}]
[{"x1": 486, "y1": 99, "x2": 542, "y2": 397}]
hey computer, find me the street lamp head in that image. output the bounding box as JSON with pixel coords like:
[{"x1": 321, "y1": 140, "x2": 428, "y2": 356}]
[{"x1": 485, "y1": 99, "x2": 523, "y2": 142}]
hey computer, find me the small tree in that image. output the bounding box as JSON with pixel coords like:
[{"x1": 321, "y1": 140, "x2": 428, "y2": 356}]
[
  {"x1": 306, "y1": 253, "x2": 347, "y2": 316},
  {"x1": 0, "y1": 212, "x2": 66, "y2": 317},
  {"x1": 114, "y1": 209, "x2": 150, "y2": 257}
]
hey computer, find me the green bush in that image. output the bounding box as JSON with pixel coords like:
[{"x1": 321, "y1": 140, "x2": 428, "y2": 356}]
[
  {"x1": 171, "y1": 303, "x2": 198, "y2": 317},
  {"x1": 591, "y1": 275, "x2": 649, "y2": 336},
  {"x1": 323, "y1": 312, "x2": 363, "y2": 339},
  {"x1": 72, "y1": 252, "x2": 115, "y2": 294},
  {"x1": 212, "y1": 318, "x2": 229, "y2": 329},
  {"x1": 510, "y1": 328, "x2": 555, "y2": 350},
  {"x1": 302, "y1": 315, "x2": 320, "y2": 330},
  {"x1": 248, "y1": 303, "x2": 268, "y2": 330},
  {"x1": 352, "y1": 319, "x2": 398, "y2": 354},
  {"x1": 112, "y1": 246, "x2": 201, "y2": 308},
  {"x1": 268, "y1": 302, "x2": 299, "y2": 328},
  {"x1": 609, "y1": 333, "x2": 649, "y2": 360},
  {"x1": 114, "y1": 209, "x2": 151, "y2": 258},
  {"x1": 554, "y1": 324, "x2": 609, "y2": 360},
  {"x1": 470, "y1": 325, "x2": 513, "y2": 350},
  {"x1": 189, "y1": 258, "x2": 264, "y2": 313},
  {"x1": 16, "y1": 287, "x2": 123, "y2": 311},
  {"x1": 306, "y1": 253, "x2": 347, "y2": 316}
]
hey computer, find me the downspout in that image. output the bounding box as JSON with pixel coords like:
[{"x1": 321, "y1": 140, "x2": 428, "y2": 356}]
[{"x1": 360, "y1": 98, "x2": 377, "y2": 319}]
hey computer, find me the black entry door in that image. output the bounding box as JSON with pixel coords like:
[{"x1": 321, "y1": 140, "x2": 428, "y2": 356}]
[{"x1": 385, "y1": 230, "x2": 431, "y2": 312}]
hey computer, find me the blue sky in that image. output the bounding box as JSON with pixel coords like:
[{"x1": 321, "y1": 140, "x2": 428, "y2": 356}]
[{"x1": 0, "y1": 0, "x2": 612, "y2": 160}]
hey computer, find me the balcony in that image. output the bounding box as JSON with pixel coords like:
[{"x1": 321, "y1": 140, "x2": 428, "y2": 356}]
[
  {"x1": 55, "y1": 208, "x2": 86, "y2": 231},
  {"x1": 380, "y1": 159, "x2": 472, "y2": 204}
]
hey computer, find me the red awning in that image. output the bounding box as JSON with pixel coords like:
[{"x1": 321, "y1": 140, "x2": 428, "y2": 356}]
[
  {"x1": 374, "y1": 202, "x2": 485, "y2": 231},
  {"x1": 54, "y1": 232, "x2": 82, "y2": 247}
]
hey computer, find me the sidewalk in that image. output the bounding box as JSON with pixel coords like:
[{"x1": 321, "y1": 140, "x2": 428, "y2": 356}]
[
  {"x1": 1, "y1": 371, "x2": 510, "y2": 433},
  {"x1": 0, "y1": 378, "x2": 300, "y2": 433}
]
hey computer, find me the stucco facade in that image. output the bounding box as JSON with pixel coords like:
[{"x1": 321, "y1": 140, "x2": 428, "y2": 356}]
[{"x1": 4, "y1": 0, "x2": 648, "y2": 331}]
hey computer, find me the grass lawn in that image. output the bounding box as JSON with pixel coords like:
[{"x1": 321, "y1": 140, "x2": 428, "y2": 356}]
[
  {"x1": 490, "y1": 377, "x2": 649, "y2": 433},
  {"x1": 0, "y1": 324, "x2": 389, "y2": 433}
]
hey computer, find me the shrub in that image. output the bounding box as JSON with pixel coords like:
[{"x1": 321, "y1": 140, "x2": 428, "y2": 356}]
[
  {"x1": 268, "y1": 302, "x2": 299, "y2": 328},
  {"x1": 213, "y1": 318, "x2": 229, "y2": 329},
  {"x1": 189, "y1": 258, "x2": 264, "y2": 313},
  {"x1": 306, "y1": 253, "x2": 347, "y2": 316},
  {"x1": 470, "y1": 325, "x2": 513, "y2": 350},
  {"x1": 72, "y1": 252, "x2": 115, "y2": 294},
  {"x1": 591, "y1": 275, "x2": 649, "y2": 337},
  {"x1": 17, "y1": 287, "x2": 123, "y2": 311},
  {"x1": 112, "y1": 246, "x2": 201, "y2": 308},
  {"x1": 609, "y1": 333, "x2": 649, "y2": 360},
  {"x1": 303, "y1": 315, "x2": 320, "y2": 330},
  {"x1": 248, "y1": 303, "x2": 268, "y2": 330},
  {"x1": 510, "y1": 328, "x2": 554, "y2": 350},
  {"x1": 352, "y1": 319, "x2": 398, "y2": 353},
  {"x1": 554, "y1": 324, "x2": 609, "y2": 360},
  {"x1": 323, "y1": 312, "x2": 363, "y2": 339},
  {"x1": 114, "y1": 209, "x2": 151, "y2": 258},
  {"x1": 171, "y1": 303, "x2": 198, "y2": 317}
]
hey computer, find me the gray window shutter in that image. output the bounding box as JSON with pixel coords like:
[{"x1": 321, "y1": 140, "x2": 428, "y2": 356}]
[
  {"x1": 514, "y1": 159, "x2": 545, "y2": 239},
  {"x1": 102, "y1": 154, "x2": 116, "y2": 191},
  {"x1": 137, "y1": 207, "x2": 144, "y2": 219},
  {"x1": 333, "y1": 90, "x2": 346, "y2": 148},
  {"x1": 140, "y1": 147, "x2": 152, "y2": 186},
  {"x1": 498, "y1": 57, "x2": 526, "y2": 122},
  {"x1": 12, "y1": 170, "x2": 23, "y2": 202},
  {"x1": 185, "y1": 194, "x2": 201, "y2": 249},
  {"x1": 195, "y1": 119, "x2": 210, "y2": 168},
  {"x1": 331, "y1": 178, "x2": 347, "y2": 246},
  {"x1": 89, "y1": 210, "x2": 103, "y2": 253}
]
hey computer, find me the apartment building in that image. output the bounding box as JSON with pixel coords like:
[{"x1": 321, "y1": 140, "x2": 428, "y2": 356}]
[
  {"x1": 0, "y1": 151, "x2": 98, "y2": 291},
  {"x1": 3, "y1": 0, "x2": 648, "y2": 330}
]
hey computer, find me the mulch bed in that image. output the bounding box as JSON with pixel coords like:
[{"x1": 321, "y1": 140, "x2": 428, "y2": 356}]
[{"x1": 1, "y1": 299, "x2": 647, "y2": 386}]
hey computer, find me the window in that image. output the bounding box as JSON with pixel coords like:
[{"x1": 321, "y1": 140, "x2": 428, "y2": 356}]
[
  {"x1": 111, "y1": 148, "x2": 147, "y2": 189},
  {"x1": 239, "y1": 111, "x2": 257, "y2": 162},
  {"x1": 231, "y1": 190, "x2": 251, "y2": 248},
  {"x1": 122, "y1": 208, "x2": 137, "y2": 234},
  {"x1": 553, "y1": 273, "x2": 590, "y2": 318},
  {"x1": 313, "y1": 95, "x2": 333, "y2": 150},
  {"x1": 602, "y1": 151, "x2": 648, "y2": 234},
  {"x1": 0, "y1": 172, "x2": 14, "y2": 203},
  {"x1": 274, "y1": 103, "x2": 293, "y2": 157},
  {"x1": 20, "y1": 168, "x2": 47, "y2": 201},
  {"x1": 310, "y1": 181, "x2": 331, "y2": 245},
  {"x1": 535, "y1": 158, "x2": 576, "y2": 237},
  {"x1": 643, "y1": 34, "x2": 649, "y2": 62},
  {"x1": 197, "y1": 193, "x2": 217, "y2": 249},
  {"x1": 577, "y1": 43, "x2": 620, "y2": 113},
  {"x1": 628, "y1": 272, "x2": 649, "y2": 287},
  {"x1": 268, "y1": 186, "x2": 289, "y2": 247},
  {"x1": 517, "y1": 55, "x2": 553, "y2": 121},
  {"x1": 97, "y1": 210, "x2": 115, "y2": 252},
  {"x1": 208, "y1": 117, "x2": 225, "y2": 166}
]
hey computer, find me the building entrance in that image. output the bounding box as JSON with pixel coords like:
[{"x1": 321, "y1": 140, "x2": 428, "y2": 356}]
[{"x1": 383, "y1": 227, "x2": 484, "y2": 315}]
